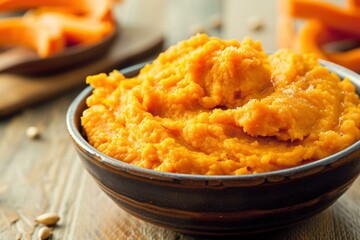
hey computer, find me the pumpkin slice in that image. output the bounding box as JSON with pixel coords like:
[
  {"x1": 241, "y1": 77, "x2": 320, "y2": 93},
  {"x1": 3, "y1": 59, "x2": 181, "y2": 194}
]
[
  {"x1": 328, "y1": 49, "x2": 360, "y2": 72},
  {"x1": 81, "y1": 0, "x2": 114, "y2": 21},
  {"x1": 0, "y1": 0, "x2": 114, "y2": 20},
  {"x1": 295, "y1": 20, "x2": 360, "y2": 72},
  {"x1": 0, "y1": 0, "x2": 84, "y2": 14},
  {"x1": 276, "y1": 0, "x2": 297, "y2": 49},
  {"x1": 347, "y1": 0, "x2": 360, "y2": 9},
  {"x1": 290, "y1": 0, "x2": 360, "y2": 37},
  {"x1": 25, "y1": 9, "x2": 114, "y2": 45},
  {"x1": 0, "y1": 17, "x2": 64, "y2": 57}
]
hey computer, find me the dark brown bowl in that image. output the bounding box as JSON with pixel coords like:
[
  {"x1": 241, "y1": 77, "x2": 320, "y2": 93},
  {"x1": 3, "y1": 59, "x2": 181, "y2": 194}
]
[{"x1": 66, "y1": 61, "x2": 360, "y2": 237}]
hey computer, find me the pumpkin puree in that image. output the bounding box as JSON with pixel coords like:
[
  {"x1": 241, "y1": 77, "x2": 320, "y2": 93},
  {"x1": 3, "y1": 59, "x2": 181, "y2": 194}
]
[{"x1": 82, "y1": 34, "x2": 360, "y2": 175}]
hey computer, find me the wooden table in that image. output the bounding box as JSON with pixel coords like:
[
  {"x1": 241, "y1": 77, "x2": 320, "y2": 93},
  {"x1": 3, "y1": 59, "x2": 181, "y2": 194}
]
[{"x1": 1, "y1": 1, "x2": 360, "y2": 239}]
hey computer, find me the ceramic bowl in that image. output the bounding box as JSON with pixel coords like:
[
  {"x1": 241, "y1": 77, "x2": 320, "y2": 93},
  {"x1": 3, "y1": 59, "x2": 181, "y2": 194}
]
[{"x1": 66, "y1": 61, "x2": 360, "y2": 236}]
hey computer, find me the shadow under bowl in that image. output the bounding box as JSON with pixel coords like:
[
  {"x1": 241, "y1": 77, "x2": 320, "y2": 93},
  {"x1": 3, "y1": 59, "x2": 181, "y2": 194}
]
[{"x1": 66, "y1": 60, "x2": 360, "y2": 237}]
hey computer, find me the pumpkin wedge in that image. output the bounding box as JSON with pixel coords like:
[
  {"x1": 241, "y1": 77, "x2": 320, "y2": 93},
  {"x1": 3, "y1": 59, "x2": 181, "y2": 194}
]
[
  {"x1": 0, "y1": 17, "x2": 64, "y2": 57},
  {"x1": 289, "y1": 0, "x2": 360, "y2": 37},
  {"x1": 276, "y1": 0, "x2": 296, "y2": 49},
  {"x1": 295, "y1": 20, "x2": 360, "y2": 72},
  {"x1": 0, "y1": 0, "x2": 114, "y2": 20},
  {"x1": 347, "y1": 0, "x2": 360, "y2": 9},
  {"x1": 25, "y1": 9, "x2": 114, "y2": 45}
]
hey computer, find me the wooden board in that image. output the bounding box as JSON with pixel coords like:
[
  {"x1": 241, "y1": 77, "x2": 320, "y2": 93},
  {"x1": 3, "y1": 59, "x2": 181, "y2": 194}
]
[{"x1": 0, "y1": 24, "x2": 163, "y2": 118}]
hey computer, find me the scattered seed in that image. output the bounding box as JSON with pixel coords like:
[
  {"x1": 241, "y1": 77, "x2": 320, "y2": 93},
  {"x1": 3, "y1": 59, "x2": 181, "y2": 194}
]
[
  {"x1": 35, "y1": 213, "x2": 60, "y2": 226},
  {"x1": 38, "y1": 226, "x2": 52, "y2": 240},
  {"x1": 15, "y1": 232, "x2": 22, "y2": 240},
  {"x1": 247, "y1": 15, "x2": 264, "y2": 31},
  {"x1": 188, "y1": 23, "x2": 207, "y2": 36},
  {"x1": 26, "y1": 126, "x2": 40, "y2": 139},
  {"x1": 208, "y1": 15, "x2": 222, "y2": 30}
]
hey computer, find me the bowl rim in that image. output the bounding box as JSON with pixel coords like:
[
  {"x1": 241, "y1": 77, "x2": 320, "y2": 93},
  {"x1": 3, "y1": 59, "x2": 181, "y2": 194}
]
[{"x1": 66, "y1": 60, "x2": 360, "y2": 180}]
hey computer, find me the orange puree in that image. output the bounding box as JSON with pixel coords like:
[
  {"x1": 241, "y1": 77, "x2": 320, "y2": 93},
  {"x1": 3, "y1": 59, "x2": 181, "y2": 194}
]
[{"x1": 81, "y1": 34, "x2": 360, "y2": 175}]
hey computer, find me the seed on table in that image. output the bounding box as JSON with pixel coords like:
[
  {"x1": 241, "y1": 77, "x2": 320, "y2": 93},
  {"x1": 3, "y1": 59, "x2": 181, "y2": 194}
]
[
  {"x1": 35, "y1": 212, "x2": 60, "y2": 225},
  {"x1": 15, "y1": 232, "x2": 22, "y2": 240},
  {"x1": 26, "y1": 126, "x2": 40, "y2": 139},
  {"x1": 38, "y1": 226, "x2": 52, "y2": 240},
  {"x1": 208, "y1": 15, "x2": 222, "y2": 30},
  {"x1": 247, "y1": 15, "x2": 264, "y2": 31}
]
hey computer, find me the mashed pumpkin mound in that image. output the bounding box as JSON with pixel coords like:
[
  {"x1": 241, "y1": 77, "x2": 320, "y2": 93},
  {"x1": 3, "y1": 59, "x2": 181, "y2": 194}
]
[{"x1": 82, "y1": 34, "x2": 360, "y2": 175}]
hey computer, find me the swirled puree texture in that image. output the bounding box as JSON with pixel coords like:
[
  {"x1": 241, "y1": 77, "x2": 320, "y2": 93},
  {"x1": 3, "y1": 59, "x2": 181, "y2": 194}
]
[{"x1": 82, "y1": 34, "x2": 360, "y2": 175}]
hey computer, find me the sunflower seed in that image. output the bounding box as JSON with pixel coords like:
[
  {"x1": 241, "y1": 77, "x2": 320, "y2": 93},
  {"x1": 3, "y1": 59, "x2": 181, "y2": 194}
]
[
  {"x1": 38, "y1": 226, "x2": 52, "y2": 240},
  {"x1": 35, "y1": 213, "x2": 60, "y2": 225},
  {"x1": 26, "y1": 126, "x2": 40, "y2": 139},
  {"x1": 247, "y1": 15, "x2": 264, "y2": 31}
]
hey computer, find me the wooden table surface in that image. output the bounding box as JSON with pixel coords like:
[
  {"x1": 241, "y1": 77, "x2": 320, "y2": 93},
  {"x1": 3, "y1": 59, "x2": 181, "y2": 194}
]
[{"x1": 1, "y1": 1, "x2": 360, "y2": 239}]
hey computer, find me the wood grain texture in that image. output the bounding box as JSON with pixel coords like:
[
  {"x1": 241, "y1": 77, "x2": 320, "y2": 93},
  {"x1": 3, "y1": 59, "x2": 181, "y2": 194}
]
[{"x1": 1, "y1": 0, "x2": 360, "y2": 239}]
